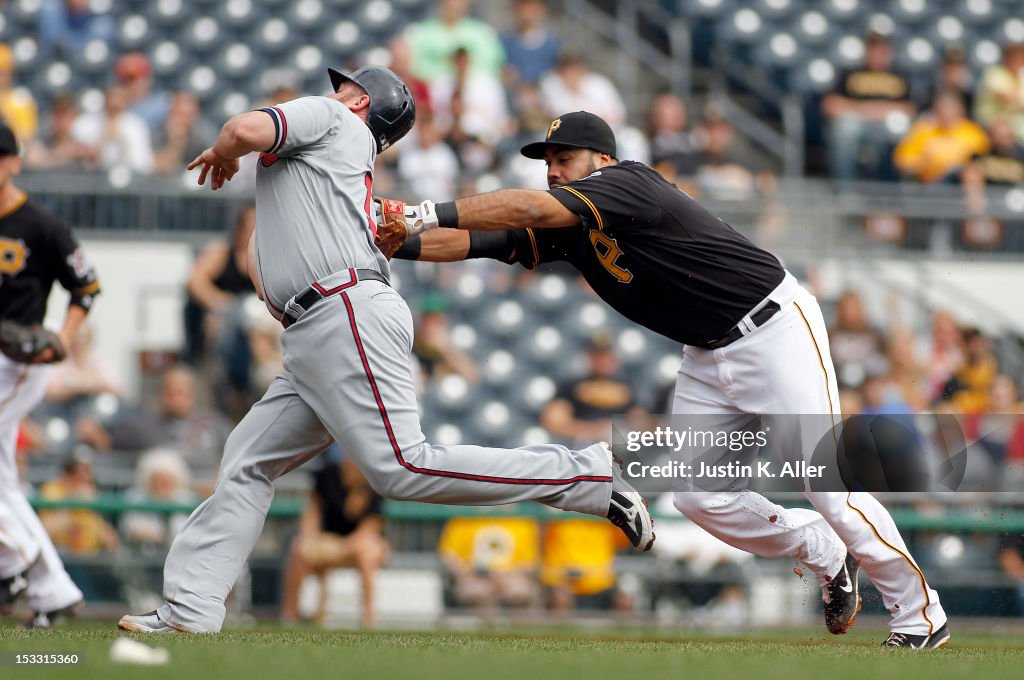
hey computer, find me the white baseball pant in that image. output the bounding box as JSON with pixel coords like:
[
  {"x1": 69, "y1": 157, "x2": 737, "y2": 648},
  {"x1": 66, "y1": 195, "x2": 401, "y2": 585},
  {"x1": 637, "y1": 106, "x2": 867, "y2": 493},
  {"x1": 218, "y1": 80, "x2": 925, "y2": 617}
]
[
  {"x1": 0, "y1": 355, "x2": 83, "y2": 612},
  {"x1": 671, "y1": 273, "x2": 946, "y2": 635}
]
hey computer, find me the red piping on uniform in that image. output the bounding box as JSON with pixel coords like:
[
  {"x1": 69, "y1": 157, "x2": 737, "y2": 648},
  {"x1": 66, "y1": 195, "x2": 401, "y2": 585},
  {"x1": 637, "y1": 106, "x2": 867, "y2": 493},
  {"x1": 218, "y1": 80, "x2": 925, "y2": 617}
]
[
  {"x1": 312, "y1": 269, "x2": 358, "y2": 296},
  {"x1": 339, "y1": 291, "x2": 612, "y2": 486},
  {"x1": 363, "y1": 173, "x2": 377, "y2": 238},
  {"x1": 272, "y1": 106, "x2": 287, "y2": 153}
]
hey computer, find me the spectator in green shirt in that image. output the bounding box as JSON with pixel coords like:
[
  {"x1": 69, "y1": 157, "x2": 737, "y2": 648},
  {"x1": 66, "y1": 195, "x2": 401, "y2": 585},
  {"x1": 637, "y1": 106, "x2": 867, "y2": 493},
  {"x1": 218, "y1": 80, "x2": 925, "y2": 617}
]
[{"x1": 406, "y1": 0, "x2": 505, "y2": 83}]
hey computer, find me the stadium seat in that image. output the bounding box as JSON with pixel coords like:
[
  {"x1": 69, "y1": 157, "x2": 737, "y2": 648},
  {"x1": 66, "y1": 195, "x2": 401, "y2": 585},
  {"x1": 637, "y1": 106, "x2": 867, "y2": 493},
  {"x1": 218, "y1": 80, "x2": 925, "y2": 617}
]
[
  {"x1": 515, "y1": 374, "x2": 558, "y2": 414},
  {"x1": 895, "y1": 36, "x2": 938, "y2": 74},
  {"x1": 288, "y1": 0, "x2": 328, "y2": 31},
  {"x1": 481, "y1": 349, "x2": 518, "y2": 388},
  {"x1": 755, "y1": 0, "x2": 799, "y2": 22},
  {"x1": 31, "y1": 61, "x2": 78, "y2": 100},
  {"x1": 216, "y1": 42, "x2": 256, "y2": 80},
  {"x1": 9, "y1": 36, "x2": 44, "y2": 75},
  {"x1": 321, "y1": 20, "x2": 365, "y2": 62},
  {"x1": 291, "y1": 45, "x2": 327, "y2": 82},
  {"x1": 970, "y1": 39, "x2": 1002, "y2": 70},
  {"x1": 754, "y1": 30, "x2": 806, "y2": 69},
  {"x1": 215, "y1": 91, "x2": 252, "y2": 121},
  {"x1": 149, "y1": 39, "x2": 187, "y2": 78},
  {"x1": 887, "y1": 0, "x2": 935, "y2": 26},
  {"x1": 924, "y1": 15, "x2": 968, "y2": 47},
  {"x1": 1001, "y1": 17, "x2": 1024, "y2": 45},
  {"x1": 254, "y1": 18, "x2": 293, "y2": 55},
  {"x1": 828, "y1": 33, "x2": 866, "y2": 69},
  {"x1": 214, "y1": 0, "x2": 267, "y2": 31},
  {"x1": 182, "y1": 16, "x2": 223, "y2": 54},
  {"x1": 74, "y1": 38, "x2": 115, "y2": 76},
  {"x1": 681, "y1": 0, "x2": 736, "y2": 19},
  {"x1": 789, "y1": 56, "x2": 838, "y2": 94},
  {"x1": 181, "y1": 65, "x2": 220, "y2": 102},
  {"x1": 361, "y1": 0, "x2": 400, "y2": 36},
  {"x1": 153, "y1": 0, "x2": 188, "y2": 28},
  {"x1": 791, "y1": 9, "x2": 838, "y2": 46},
  {"x1": 720, "y1": 7, "x2": 770, "y2": 44},
  {"x1": 955, "y1": 0, "x2": 1000, "y2": 27},
  {"x1": 118, "y1": 13, "x2": 155, "y2": 51},
  {"x1": 819, "y1": 0, "x2": 868, "y2": 26}
]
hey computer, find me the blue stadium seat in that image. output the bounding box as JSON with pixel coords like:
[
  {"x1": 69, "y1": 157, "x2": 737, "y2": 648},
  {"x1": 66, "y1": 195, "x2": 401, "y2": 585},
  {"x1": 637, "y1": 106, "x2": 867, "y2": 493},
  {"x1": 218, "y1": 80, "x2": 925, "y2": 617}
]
[
  {"x1": 31, "y1": 61, "x2": 79, "y2": 100},
  {"x1": 1000, "y1": 17, "x2": 1024, "y2": 45},
  {"x1": 819, "y1": 0, "x2": 869, "y2": 26},
  {"x1": 789, "y1": 56, "x2": 838, "y2": 94},
  {"x1": 791, "y1": 9, "x2": 839, "y2": 46},
  {"x1": 149, "y1": 39, "x2": 187, "y2": 79},
  {"x1": 291, "y1": 45, "x2": 328, "y2": 85},
  {"x1": 118, "y1": 13, "x2": 155, "y2": 51},
  {"x1": 180, "y1": 64, "x2": 220, "y2": 102},
  {"x1": 288, "y1": 0, "x2": 329, "y2": 32},
  {"x1": 181, "y1": 16, "x2": 223, "y2": 54},
  {"x1": 320, "y1": 20, "x2": 365, "y2": 62},
  {"x1": 215, "y1": 91, "x2": 253, "y2": 121},
  {"x1": 755, "y1": 0, "x2": 801, "y2": 22},
  {"x1": 216, "y1": 42, "x2": 256, "y2": 81},
  {"x1": 8, "y1": 36, "x2": 45, "y2": 75},
  {"x1": 152, "y1": 0, "x2": 188, "y2": 28},
  {"x1": 969, "y1": 39, "x2": 1003, "y2": 71},
  {"x1": 215, "y1": 0, "x2": 267, "y2": 32},
  {"x1": 254, "y1": 17, "x2": 294, "y2": 55},
  {"x1": 895, "y1": 36, "x2": 939, "y2": 75},
  {"x1": 481, "y1": 349, "x2": 518, "y2": 388},
  {"x1": 719, "y1": 7, "x2": 771, "y2": 44},
  {"x1": 361, "y1": 0, "x2": 400, "y2": 36},
  {"x1": 514, "y1": 374, "x2": 558, "y2": 414},
  {"x1": 680, "y1": 0, "x2": 736, "y2": 19},
  {"x1": 827, "y1": 33, "x2": 866, "y2": 70},
  {"x1": 924, "y1": 15, "x2": 969, "y2": 47},
  {"x1": 887, "y1": 0, "x2": 935, "y2": 26},
  {"x1": 74, "y1": 37, "x2": 115, "y2": 76},
  {"x1": 754, "y1": 30, "x2": 806, "y2": 69},
  {"x1": 955, "y1": 0, "x2": 1001, "y2": 27}
]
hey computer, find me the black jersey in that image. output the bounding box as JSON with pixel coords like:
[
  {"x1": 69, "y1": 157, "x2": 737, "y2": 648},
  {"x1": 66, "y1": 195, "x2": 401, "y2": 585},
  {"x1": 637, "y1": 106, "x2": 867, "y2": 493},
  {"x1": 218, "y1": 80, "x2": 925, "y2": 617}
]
[
  {"x1": 0, "y1": 195, "x2": 100, "y2": 324},
  {"x1": 508, "y1": 161, "x2": 784, "y2": 347}
]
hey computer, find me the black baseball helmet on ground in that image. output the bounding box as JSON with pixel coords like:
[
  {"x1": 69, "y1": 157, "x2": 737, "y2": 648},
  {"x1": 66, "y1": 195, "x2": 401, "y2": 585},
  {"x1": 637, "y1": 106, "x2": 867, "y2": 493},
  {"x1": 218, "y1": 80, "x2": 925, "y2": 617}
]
[{"x1": 328, "y1": 65, "x2": 416, "y2": 153}]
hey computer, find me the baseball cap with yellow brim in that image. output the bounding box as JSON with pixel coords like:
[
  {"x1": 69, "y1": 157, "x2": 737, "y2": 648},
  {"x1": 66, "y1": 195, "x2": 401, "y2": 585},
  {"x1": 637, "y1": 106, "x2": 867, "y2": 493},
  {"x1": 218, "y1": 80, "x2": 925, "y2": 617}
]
[{"x1": 520, "y1": 111, "x2": 617, "y2": 159}]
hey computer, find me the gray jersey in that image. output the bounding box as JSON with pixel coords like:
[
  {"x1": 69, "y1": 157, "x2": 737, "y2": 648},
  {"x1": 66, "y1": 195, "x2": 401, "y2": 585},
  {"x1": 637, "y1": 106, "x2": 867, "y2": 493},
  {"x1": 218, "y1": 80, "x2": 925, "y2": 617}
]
[{"x1": 251, "y1": 96, "x2": 389, "y2": 315}]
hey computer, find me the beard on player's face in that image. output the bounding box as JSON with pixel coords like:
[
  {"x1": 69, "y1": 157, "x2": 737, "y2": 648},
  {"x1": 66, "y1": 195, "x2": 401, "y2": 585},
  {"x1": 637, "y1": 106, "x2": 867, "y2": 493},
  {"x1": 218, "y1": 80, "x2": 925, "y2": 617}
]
[{"x1": 545, "y1": 148, "x2": 598, "y2": 189}]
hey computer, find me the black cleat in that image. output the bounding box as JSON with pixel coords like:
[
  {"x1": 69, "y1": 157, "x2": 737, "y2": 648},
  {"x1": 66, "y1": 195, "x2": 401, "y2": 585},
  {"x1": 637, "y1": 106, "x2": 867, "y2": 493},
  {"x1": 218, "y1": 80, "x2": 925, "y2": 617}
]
[
  {"x1": 603, "y1": 443, "x2": 655, "y2": 552},
  {"x1": 882, "y1": 622, "x2": 951, "y2": 649},
  {"x1": 20, "y1": 600, "x2": 83, "y2": 629},
  {"x1": 0, "y1": 567, "x2": 30, "y2": 612},
  {"x1": 823, "y1": 551, "x2": 861, "y2": 634}
]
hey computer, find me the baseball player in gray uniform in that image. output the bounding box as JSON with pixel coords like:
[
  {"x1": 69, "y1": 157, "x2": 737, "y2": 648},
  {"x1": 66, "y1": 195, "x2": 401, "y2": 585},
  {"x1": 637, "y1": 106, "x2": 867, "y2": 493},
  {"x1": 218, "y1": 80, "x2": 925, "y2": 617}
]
[{"x1": 118, "y1": 66, "x2": 653, "y2": 634}]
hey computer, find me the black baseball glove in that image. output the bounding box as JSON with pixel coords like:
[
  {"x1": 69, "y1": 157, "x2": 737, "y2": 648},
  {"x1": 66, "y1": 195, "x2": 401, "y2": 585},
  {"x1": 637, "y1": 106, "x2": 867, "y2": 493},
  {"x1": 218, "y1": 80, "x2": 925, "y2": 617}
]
[{"x1": 0, "y1": 320, "x2": 67, "y2": 364}]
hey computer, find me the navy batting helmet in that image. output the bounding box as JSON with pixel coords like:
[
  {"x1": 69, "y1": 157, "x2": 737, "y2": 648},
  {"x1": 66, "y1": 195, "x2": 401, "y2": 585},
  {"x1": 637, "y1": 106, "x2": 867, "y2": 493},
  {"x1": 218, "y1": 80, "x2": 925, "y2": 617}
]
[{"x1": 328, "y1": 65, "x2": 416, "y2": 153}]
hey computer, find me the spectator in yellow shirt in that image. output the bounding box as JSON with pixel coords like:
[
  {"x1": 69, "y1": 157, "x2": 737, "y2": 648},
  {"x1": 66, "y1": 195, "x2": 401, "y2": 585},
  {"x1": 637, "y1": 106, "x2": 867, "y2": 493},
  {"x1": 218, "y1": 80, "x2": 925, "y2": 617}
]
[
  {"x1": 0, "y1": 43, "x2": 39, "y2": 143},
  {"x1": 541, "y1": 518, "x2": 632, "y2": 614},
  {"x1": 894, "y1": 89, "x2": 989, "y2": 183},
  {"x1": 974, "y1": 41, "x2": 1024, "y2": 146},
  {"x1": 38, "y1": 448, "x2": 119, "y2": 557},
  {"x1": 439, "y1": 515, "x2": 541, "y2": 615}
]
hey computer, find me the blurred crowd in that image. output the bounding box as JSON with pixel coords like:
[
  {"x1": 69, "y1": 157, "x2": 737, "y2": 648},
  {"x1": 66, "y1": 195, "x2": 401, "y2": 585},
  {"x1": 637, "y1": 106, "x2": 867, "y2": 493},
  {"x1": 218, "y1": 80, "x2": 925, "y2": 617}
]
[{"x1": 4, "y1": 0, "x2": 1024, "y2": 623}]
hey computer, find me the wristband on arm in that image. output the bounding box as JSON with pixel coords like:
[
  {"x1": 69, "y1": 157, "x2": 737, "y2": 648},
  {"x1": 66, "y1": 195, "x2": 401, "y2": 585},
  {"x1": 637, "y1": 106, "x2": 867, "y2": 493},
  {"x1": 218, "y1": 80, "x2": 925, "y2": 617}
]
[{"x1": 434, "y1": 201, "x2": 459, "y2": 228}]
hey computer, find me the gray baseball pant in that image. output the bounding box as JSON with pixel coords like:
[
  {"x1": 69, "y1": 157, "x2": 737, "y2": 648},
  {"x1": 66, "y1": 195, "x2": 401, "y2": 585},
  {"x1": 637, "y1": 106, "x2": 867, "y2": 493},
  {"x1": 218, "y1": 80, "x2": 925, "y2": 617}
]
[{"x1": 159, "y1": 279, "x2": 612, "y2": 632}]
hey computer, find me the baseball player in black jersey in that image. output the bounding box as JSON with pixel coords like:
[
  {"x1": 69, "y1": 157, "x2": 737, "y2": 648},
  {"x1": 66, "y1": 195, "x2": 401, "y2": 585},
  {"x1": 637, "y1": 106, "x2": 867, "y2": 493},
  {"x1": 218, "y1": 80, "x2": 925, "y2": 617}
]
[
  {"x1": 393, "y1": 111, "x2": 949, "y2": 648},
  {"x1": 0, "y1": 121, "x2": 98, "y2": 628}
]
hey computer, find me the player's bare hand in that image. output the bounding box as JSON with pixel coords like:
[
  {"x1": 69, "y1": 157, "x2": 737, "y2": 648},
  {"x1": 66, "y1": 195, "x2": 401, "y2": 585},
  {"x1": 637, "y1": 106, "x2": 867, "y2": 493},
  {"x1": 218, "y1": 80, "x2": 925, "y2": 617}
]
[{"x1": 187, "y1": 148, "x2": 239, "y2": 190}]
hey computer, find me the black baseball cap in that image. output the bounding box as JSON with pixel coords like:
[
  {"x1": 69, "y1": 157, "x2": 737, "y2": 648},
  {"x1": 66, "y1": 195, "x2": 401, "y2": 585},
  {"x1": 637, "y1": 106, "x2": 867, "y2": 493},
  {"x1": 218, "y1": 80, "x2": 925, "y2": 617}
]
[
  {"x1": 520, "y1": 111, "x2": 617, "y2": 159},
  {"x1": 0, "y1": 121, "x2": 18, "y2": 156}
]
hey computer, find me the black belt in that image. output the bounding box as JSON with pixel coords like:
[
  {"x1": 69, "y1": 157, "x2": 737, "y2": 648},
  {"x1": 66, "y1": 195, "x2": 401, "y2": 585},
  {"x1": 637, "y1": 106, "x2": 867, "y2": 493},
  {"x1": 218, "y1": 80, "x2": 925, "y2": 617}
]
[
  {"x1": 281, "y1": 268, "x2": 389, "y2": 329},
  {"x1": 704, "y1": 300, "x2": 781, "y2": 349}
]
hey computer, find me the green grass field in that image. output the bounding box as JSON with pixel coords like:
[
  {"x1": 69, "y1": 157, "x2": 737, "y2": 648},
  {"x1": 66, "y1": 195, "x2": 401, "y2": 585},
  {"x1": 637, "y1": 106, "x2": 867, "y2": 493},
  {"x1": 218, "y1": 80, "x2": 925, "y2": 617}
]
[{"x1": 1, "y1": 623, "x2": 1022, "y2": 680}]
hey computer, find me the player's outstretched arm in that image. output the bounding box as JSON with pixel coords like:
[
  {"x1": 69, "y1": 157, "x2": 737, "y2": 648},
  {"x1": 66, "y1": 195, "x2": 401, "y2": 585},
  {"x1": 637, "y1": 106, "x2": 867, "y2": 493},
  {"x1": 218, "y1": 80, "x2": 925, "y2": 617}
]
[
  {"x1": 188, "y1": 111, "x2": 277, "y2": 190},
  {"x1": 449, "y1": 189, "x2": 579, "y2": 231}
]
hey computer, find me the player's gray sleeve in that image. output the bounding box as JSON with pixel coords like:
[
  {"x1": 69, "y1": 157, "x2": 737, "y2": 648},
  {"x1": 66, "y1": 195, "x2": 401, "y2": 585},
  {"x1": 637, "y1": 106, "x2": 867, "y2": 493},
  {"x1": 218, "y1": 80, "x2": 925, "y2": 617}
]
[{"x1": 259, "y1": 96, "x2": 352, "y2": 157}]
